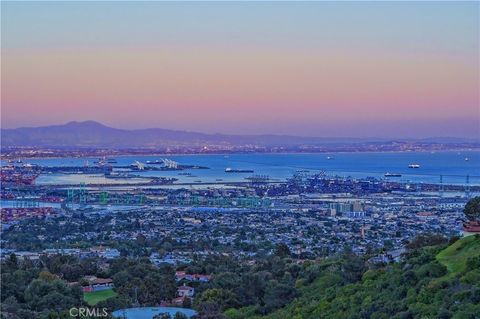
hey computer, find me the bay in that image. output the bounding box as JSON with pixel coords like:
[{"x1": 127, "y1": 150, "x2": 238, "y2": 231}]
[{"x1": 18, "y1": 150, "x2": 480, "y2": 186}]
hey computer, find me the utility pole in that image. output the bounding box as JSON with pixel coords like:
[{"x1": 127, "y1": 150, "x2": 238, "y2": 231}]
[
  {"x1": 439, "y1": 175, "x2": 444, "y2": 198},
  {"x1": 465, "y1": 175, "x2": 470, "y2": 199}
]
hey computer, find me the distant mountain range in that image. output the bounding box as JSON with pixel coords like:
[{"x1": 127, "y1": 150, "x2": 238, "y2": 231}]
[{"x1": 1, "y1": 121, "x2": 478, "y2": 149}]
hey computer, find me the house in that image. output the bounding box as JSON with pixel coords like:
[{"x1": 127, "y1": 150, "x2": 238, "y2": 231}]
[
  {"x1": 15, "y1": 252, "x2": 41, "y2": 260},
  {"x1": 175, "y1": 270, "x2": 187, "y2": 280},
  {"x1": 150, "y1": 253, "x2": 191, "y2": 266},
  {"x1": 177, "y1": 284, "x2": 194, "y2": 298},
  {"x1": 464, "y1": 220, "x2": 480, "y2": 233},
  {"x1": 82, "y1": 277, "x2": 114, "y2": 292},
  {"x1": 386, "y1": 248, "x2": 406, "y2": 262},
  {"x1": 90, "y1": 246, "x2": 121, "y2": 259},
  {"x1": 172, "y1": 296, "x2": 188, "y2": 306},
  {"x1": 175, "y1": 271, "x2": 211, "y2": 282},
  {"x1": 194, "y1": 274, "x2": 212, "y2": 282},
  {"x1": 100, "y1": 248, "x2": 121, "y2": 259}
]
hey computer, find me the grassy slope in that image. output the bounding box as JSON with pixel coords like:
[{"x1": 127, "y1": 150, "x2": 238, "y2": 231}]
[
  {"x1": 84, "y1": 289, "x2": 118, "y2": 306},
  {"x1": 436, "y1": 234, "x2": 480, "y2": 274}
]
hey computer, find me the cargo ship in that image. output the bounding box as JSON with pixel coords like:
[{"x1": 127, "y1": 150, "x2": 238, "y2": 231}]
[
  {"x1": 104, "y1": 172, "x2": 136, "y2": 179},
  {"x1": 43, "y1": 166, "x2": 112, "y2": 174},
  {"x1": 146, "y1": 160, "x2": 162, "y2": 164},
  {"x1": 94, "y1": 157, "x2": 117, "y2": 165},
  {"x1": 384, "y1": 173, "x2": 402, "y2": 177},
  {"x1": 225, "y1": 168, "x2": 254, "y2": 173}
]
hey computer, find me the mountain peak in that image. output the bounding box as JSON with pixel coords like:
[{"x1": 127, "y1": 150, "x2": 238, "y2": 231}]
[{"x1": 64, "y1": 120, "x2": 106, "y2": 128}]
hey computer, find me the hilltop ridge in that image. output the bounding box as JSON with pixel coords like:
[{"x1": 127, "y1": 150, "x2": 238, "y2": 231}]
[{"x1": 2, "y1": 121, "x2": 478, "y2": 150}]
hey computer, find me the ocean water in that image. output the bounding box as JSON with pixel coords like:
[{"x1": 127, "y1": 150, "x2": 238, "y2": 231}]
[{"x1": 20, "y1": 151, "x2": 480, "y2": 186}]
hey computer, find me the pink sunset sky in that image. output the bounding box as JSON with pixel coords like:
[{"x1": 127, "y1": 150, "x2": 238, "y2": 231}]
[{"x1": 1, "y1": 2, "x2": 479, "y2": 138}]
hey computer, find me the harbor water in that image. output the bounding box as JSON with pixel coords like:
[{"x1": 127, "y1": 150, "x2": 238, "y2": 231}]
[{"x1": 6, "y1": 151, "x2": 480, "y2": 186}]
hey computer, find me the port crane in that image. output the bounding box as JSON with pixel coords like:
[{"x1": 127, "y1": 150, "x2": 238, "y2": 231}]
[{"x1": 161, "y1": 158, "x2": 179, "y2": 169}]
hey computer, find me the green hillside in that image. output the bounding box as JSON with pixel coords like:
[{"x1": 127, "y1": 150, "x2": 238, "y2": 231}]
[
  {"x1": 437, "y1": 234, "x2": 480, "y2": 274},
  {"x1": 227, "y1": 235, "x2": 480, "y2": 319}
]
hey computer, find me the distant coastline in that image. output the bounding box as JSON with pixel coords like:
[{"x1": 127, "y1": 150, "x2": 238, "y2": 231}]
[
  {"x1": 2, "y1": 148, "x2": 479, "y2": 160},
  {"x1": 2, "y1": 121, "x2": 479, "y2": 160}
]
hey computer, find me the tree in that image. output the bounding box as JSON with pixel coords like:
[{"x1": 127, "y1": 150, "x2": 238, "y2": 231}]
[
  {"x1": 182, "y1": 296, "x2": 192, "y2": 308},
  {"x1": 341, "y1": 253, "x2": 366, "y2": 283},
  {"x1": 197, "y1": 303, "x2": 227, "y2": 319},
  {"x1": 38, "y1": 271, "x2": 56, "y2": 282},
  {"x1": 1, "y1": 296, "x2": 20, "y2": 315},
  {"x1": 464, "y1": 197, "x2": 480, "y2": 221},
  {"x1": 274, "y1": 243, "x2": 291, "y2": 258},
  {"x1": 196, "y1": 288, "x2": 239, "y2": 311},
  {"x1": 262, "y1": 281, "x2": 297, "y2": 313},
  {"x1": 406, "y1": 234, "x2": 447, "y2": 250},
  {"x1": 23, "y1": 279, "x2": 83, "y2": 313},
  {"x1": 136, "y1": 234, "x2": 147, "y2": 245},
  {"x1": 6, "y1": 254, "x2": 18, "y2": 270},
  {"x1": 174, "y1": 312, "x2": 188, "y2": 319},
  {"x1": 466, "y1": 255, "x2": 480, "y2": 271},
  {"x1": 112, "y1": 261, "x2": 176, "y2": 305}
]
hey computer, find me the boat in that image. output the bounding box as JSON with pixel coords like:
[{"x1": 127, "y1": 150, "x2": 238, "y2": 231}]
[
  {"x1": 146, "y1": 160, "x2": 162, "y2": 164},
  {"x1": 225, "y1": 168, "x2": 254, "y2": 173},
  {"x1": 94, "y1": 157, "x2": 117, "y2": 165},
  {"x1": 326, "y1": 156, "x2": 334, "y2": 160},
  {"x1": 384, "y1": 173, "x2": 402, "y2": 177},
  {"x1": 408, "y1": 164, "x2": 420, "y2": 168},
  {"x1": 104, "y1": 172, "x2": 132, "y2": 179},
  {"x1": 22, "y1": 163, "x2": 39, "y2": 168},
  {"x1": 465, "y1": 157, "x2": 469, "y2": 161}
]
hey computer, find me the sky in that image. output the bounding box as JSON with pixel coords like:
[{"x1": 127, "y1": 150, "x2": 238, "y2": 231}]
[{"x1": 1, "y1": 1, "x2": 479, "y2": 138}]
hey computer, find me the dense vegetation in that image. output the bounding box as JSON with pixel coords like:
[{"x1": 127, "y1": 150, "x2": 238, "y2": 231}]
[
  {"x1": 0, "y1": 255, "x2": 84, "y2": 318},
  {"x1": 188, "y1": 243, "x2": 368, "y2": 319},
  {"x1": 0, "y1": 255, "x2": 177, "y2": 318},
  {"x1": 225, "y1": 235, "x2": 480, "y2": 319},
  {"x1": 1, "y1": 235, "x2": 479, "y2": 319}
]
